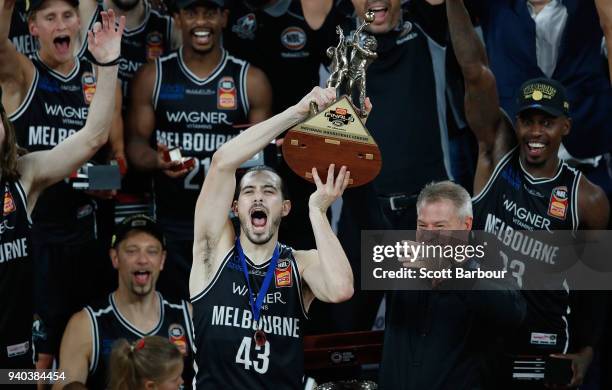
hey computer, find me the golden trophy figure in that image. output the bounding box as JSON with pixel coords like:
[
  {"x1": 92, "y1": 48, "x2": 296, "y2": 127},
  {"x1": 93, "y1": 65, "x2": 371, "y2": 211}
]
[{"x1": 282, "y1": 12, "x2": 382, "y2": 187}]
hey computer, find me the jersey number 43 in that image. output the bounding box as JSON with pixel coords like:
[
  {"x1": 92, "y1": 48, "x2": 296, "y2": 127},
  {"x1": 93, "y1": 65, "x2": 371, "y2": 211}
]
[{"x1": 235, "y1": 336, "x2": 270, "y2": 374}]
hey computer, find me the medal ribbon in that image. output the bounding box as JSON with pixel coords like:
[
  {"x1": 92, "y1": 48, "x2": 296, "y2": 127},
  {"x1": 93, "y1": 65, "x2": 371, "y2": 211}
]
[{"x1": 236, "y1": 237, "x2": 280, "y2": 324}]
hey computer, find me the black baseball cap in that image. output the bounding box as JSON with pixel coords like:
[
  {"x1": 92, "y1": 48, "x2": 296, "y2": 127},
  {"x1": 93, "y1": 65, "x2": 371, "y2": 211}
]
[
  {"x1": 112, "y1": 215, "x2": 166, "y2": 249},
  {"x1": 25, "y1": 0, "x2": 79, "y2": 12},
  {"x1": 516, "y1": 78, "x2": 570, "y2": 118},
  {"x1": 175, "y1": 0, "x2": 224, "y2": 10}
]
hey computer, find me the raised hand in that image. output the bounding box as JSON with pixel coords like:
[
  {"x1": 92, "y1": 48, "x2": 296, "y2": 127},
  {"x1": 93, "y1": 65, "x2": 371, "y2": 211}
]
[
  {"x1": 308, "y1": 164, "x2": 350, "y2": 213},
  {"x1": 87, "y1": 9, "x2": 125, "y2": 64},
  {"x1": 293, "y1": 86, "x2": 337, "y2": 120}
]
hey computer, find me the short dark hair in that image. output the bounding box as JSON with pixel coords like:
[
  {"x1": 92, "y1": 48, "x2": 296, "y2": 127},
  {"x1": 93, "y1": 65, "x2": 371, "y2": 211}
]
[{"x1": 235, "y1": 165, "x2": 289, "y2": 200}]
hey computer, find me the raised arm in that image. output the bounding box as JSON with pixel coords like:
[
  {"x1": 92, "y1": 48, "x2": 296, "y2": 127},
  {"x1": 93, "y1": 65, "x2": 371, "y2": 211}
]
[
  {"x1": 52, "y1": 310, "x2": 93, "y2": 390},
  {"x1": 0, "y1": 0, "x2": 35, "y2": 114},
  {"x1": 17, "y1": 10, "x2": 125, "y2": 211},
  {"x1": 192, "y1": 87, "x2": 337, "y2": 268},
  {"x1": 446, "y1": 0, "x2": 515, "y2": 193},
  {"x1": 596, "y1": 0, "x2": 612, "y2": 83},
  {"x1": 76, "y1": 0, "x2": 100, "y2": 56},
  {"x1": 296, "y1": 164, "x2": 354, "y2": 308}
]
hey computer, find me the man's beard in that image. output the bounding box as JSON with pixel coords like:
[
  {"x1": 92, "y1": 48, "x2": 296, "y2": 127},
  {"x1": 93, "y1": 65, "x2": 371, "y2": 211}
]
[
  {"x1": 240, "y1": 214, "x2": 282, "y2": 245},
  {"x1": 130, "y1": 279, "x2": 154, "y2": 297}
]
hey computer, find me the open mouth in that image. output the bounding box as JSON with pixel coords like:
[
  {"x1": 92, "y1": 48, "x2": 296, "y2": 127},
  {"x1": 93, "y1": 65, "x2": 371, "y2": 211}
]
[
  {"x1": 192, "y1": 28, "x2": 212, "y2": 45},
  {"x1": 133, "y1": 270, "x2": 151, "y2": 286},
  {"x1": 526, "y1": 141, "x2": 546, "y2": 158},
  {"x1": 367, "y1": 4, "x2": 389, "y2": 24},
  {"x1": 250, "y1": 209, "x2": 268, "y2": 230},
  {"x1": 53, "y1": 35, "x2": 71, "y2": 54}
]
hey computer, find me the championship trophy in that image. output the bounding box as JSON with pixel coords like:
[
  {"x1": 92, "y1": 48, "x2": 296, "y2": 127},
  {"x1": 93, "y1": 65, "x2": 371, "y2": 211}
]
[{"x1": 282, "y1": 12, "x2": 382, "y2": 187}]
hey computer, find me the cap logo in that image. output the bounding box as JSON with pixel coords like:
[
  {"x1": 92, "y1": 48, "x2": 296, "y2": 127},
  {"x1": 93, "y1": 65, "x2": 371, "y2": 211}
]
[
  {"x1": 532, "y1": 90, "x2": 543, "y2": 101},
  {"x1": 523, "y1": 83, "x2": 557, "y2": 101},
  {"x1": 131, "y1": 220, "x2": 147, "y2": 227}
]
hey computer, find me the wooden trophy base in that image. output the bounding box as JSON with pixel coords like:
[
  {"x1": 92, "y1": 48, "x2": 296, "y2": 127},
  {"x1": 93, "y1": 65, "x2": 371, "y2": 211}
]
[{"x1": 282, "y1": 96, "x2": 382, "y2": 187}]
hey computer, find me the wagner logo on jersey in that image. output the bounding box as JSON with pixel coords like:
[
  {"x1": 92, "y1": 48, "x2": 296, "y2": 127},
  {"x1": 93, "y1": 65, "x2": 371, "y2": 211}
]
[
  {"x1": 3, "y1": 190, "x2": 16, "y2": 216},
  {"x1": 217, "y1": 76, "x2": 237, "y2": 110},
  {"x1": 147, "y1": 31, "x2": 164, "y2": 61},
  {"x1": 275, "y1": 260, "x2": 292, "y2": 288},
  {"x1": 548, "y1": 186, "x2": 568, "y2": 220},
  {"x1": 502, "y1": 196, "x2": 552, "y2": 231},
  {"x1": 81, "y1": 72, "x2": 96, "y2": 105}
]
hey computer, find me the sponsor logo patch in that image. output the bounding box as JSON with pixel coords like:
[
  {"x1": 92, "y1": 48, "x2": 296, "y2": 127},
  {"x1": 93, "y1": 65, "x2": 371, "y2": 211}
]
[
  {"x1": 146, "y1": 31, "x2": 164, "y2": 61},
  {"x1": 3, "y1": 189, "x2": 16, "y2": 215},
  {"x1": 217, "y1": 76, "x2": 237, "y2": 110},
  {"x1": 81, "y1": 72, "x2": 97, "y2": 105},
  {"x1": 232, "y1": 13, "x2": 257, "y2": 40},
  {"x1": 280, "y1": 27, "x2": 306, "y2": 51},
  {"x1": 168, "y1": 323, "x2": 188, "y2": 355},
  {"x1": 275, "y1": 259, "x2": 292, "y2": 288},
  {"x1": 547, "y1": 186, "x2": 568, "y2": 220},
  {"x1": 530, "y1": 332, "x2": 557, "y2": 346},
  {"x1": 7, "y1": 341, "x2": 29, "y2": 357}
]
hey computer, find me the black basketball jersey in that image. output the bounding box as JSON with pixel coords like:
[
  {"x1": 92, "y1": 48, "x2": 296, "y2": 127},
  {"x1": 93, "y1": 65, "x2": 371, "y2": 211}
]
[
  {"x1": 85, "y1": 292, "x2": 194, "y2": 390},
  {"x1": 9, "y1": 54, "x2": 100, "y2": 224},
  {"x1": 152, "y1": 49, "x2": 249, "y2": 222},
  {"x1": 0, "y1": 179, "x2": 33, "y2": 366},
  {"x1": 78, "y1": 2, "x2": 173, "y2": 104},
  {"x1": 225, "y1": 0, "x2": 334, "y2": 113},
  {"x1": 9, "y1": 1, "x2": 39, "y2": 56},
  {"x1": 191, "y1": 244, "x2": 308, "y2": 389},
  {"x1": 473, "y1": 147, "x2": 581, "y2": 353}
]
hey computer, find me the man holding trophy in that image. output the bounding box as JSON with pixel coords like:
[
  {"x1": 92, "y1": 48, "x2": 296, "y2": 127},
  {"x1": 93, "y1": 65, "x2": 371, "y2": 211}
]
[{"x1": 190, "y1": 85, "x2": 356, "y2": 389}]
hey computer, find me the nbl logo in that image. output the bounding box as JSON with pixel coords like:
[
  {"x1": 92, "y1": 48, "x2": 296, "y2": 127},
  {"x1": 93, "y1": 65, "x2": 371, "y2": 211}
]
[
  {"x1": 81, "y1": 72, "x2": 96, "y2": 105},
  {"x1": 325, "y1": 107, "x2": 354, "y2": 127}
]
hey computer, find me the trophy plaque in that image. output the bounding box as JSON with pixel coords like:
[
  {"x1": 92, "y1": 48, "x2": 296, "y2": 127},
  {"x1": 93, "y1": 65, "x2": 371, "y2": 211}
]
[{"x1": 282, "y1": 12, "x2": 382, "y2": 187}]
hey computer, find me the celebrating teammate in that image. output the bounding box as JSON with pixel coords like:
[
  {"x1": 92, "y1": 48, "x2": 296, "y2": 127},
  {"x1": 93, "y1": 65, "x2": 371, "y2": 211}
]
[
  {"x1": 54, "y1": 215, "x2": 194, "y2": 389},
  {"x1": 190, "y1": 86, "x2": 354, "y2": 388},
  {"x1": 126, "y1": 0, "x2": 272, "y2": 300},
  {"x1": 446, "y1": 0, "x2": 610, "y2": 387},
  {"x1": 0, "y1": 9, "x2": 124, "y2": 368},
  {"x1": 1, "y1": 0, "x2": 125, "y2": 367}
]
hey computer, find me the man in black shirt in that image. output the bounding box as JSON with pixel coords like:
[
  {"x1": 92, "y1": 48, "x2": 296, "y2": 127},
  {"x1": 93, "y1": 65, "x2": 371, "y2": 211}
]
[
  {"x1": 54, "y1": 215, "x2": 194, "y2": 390},
  {"x1": 0, "y1": 8, "x2": 123, "y2": 369},
  {"x1": 1, "y1": 0, "x2": 125, "y2": 368},
  {"x1": 334, "y1": 0, "x2": 455, "y2": 331},
  {"x1": 379, "y1": 181, "x2": 525, "y2": 389},
  {"x1": 447, "y1": 0, "x2": 610, "y2": 387},
  {"x1": 126, "y1": 0, "x2": 272, "y2": 300},
  {"x1": 190, "y1": 86, "x2": 355, "y2": 389}
]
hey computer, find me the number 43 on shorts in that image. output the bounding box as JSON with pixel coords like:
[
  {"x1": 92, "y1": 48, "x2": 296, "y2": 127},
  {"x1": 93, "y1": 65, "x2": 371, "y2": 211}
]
[{"x1": 235, "y1": 336, "x2": 270, "y2": 374}]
